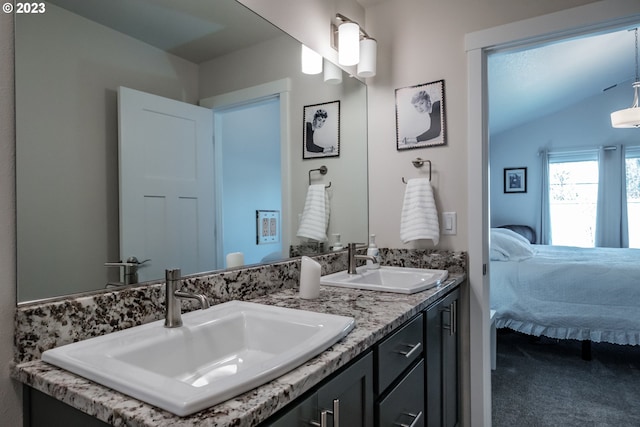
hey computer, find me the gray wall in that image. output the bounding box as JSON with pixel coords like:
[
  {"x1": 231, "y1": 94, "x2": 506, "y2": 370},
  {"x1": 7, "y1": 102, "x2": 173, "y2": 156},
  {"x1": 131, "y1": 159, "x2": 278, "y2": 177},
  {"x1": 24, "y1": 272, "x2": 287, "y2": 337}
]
[
  {"x1": 0, "y1": 11, "x2": 21, "y2": 427},
  {"x1": 16, "y1": 4, "x2": 199, "y2": 301},
  {"x1": 490, "y1": 79, "x2": 640, "y2": 231}
]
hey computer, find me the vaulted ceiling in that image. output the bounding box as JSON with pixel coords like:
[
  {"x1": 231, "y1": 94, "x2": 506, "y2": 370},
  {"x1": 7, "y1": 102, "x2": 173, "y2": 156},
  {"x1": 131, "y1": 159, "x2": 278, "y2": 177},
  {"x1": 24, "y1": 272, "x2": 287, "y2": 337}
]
[{"x1": 488, "y1": 26, "x2": 640, "y2": 135}]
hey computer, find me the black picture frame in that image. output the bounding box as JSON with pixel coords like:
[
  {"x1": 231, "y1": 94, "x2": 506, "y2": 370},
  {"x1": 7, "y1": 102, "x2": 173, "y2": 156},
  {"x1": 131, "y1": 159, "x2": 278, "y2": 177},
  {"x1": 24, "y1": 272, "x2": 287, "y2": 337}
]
[
  {"x1": 395, "y1": 79, "x2": 447, "y2": 150},
  {"x1": 303, "y1": 100, "x2": 340, "y2": 159},
  {"x1": 504, "y1": 167, "x2": 527, "y2": 193}
]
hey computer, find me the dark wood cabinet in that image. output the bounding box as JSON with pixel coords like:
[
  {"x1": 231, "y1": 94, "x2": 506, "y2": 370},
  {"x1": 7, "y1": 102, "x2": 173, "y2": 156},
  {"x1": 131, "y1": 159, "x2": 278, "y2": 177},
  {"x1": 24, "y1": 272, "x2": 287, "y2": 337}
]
[
  {"x1": 269, "y1": 352, "x2": 374, "y2": 426},
  {"x1": 25, "y1": 286, "x2": 460, "y2": 427},
  {"x1": 25, "y1": 388, "x2": 110, "y2": 427},
  {"x1": 425, "y1": 288, "x2": 460, "y2": 427}
]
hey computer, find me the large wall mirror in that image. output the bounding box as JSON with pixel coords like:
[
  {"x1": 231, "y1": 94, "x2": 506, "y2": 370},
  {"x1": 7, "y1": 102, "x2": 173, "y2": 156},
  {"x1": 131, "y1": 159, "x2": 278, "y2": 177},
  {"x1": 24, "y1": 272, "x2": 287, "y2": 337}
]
[{"x1": 16, "y1": 0, "x2": 369, "y2": 303}]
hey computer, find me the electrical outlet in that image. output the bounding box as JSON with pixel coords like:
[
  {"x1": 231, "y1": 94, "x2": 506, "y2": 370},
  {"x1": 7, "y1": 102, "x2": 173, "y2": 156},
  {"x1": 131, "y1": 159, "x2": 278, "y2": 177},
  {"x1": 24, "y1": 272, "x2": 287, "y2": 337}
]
[{"x1": 442, "y1": 212, "x2": 457, "y2": 235}]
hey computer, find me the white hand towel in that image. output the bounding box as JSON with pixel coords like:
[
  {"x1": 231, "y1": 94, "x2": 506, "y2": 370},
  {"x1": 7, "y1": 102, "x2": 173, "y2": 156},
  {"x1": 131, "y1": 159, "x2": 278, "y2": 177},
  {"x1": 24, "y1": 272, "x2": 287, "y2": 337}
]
[
  {"x1": 297, "y1": 184, "x2": 330, "y2": 242},
  {"x1": 400, "y1": 178, "x2": 440, "y2": 245}
]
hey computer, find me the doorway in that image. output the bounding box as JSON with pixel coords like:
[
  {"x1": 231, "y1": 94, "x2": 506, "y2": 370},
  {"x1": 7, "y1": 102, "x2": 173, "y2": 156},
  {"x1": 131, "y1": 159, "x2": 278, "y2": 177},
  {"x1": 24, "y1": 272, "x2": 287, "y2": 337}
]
[
  {"x1": 200, "y1": 78, "x2": 292, "y2": 269},
  {"x1": 466, "y1": 2, "x2": 640, "y2": 425},
  {"x1": 214, "y1": 96, "x2": 282, "y2": 267}
]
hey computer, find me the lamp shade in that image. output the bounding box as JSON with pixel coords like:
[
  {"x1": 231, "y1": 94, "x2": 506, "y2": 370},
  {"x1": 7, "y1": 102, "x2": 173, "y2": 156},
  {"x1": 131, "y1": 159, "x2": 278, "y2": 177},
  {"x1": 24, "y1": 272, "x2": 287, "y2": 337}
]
[
  {"x1": 338, "y1": 22, "x2": 359, "y2": 66},
  {"x1": 611, "y1": 107, "x2": 640, "y2": 128},
  {"x1": 357, "y1": 38, "x2": 377, "y2": 78},
  {"x1": 301, "y1": 45, "x2": 322, "y2": 75},
  {"x1": 611, "y1": 82, "x2": 640, "y2": 128},
  {"x1": 324, "y1": 60, "x2": 343, "y2": 85}
]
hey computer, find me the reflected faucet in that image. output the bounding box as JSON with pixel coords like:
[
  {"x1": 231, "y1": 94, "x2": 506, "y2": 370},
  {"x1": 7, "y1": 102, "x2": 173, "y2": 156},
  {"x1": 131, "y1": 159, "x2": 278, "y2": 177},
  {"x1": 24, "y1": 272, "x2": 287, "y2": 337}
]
[
  {"x1": 347, "y1": 243, "x2": 379, "y2": 274},
  {"x1": 104, "y1": 256, "x2": 150, "y2": 285},
  {"x1": 164, "y1": 268, "x2": 210, "y2": 328}
]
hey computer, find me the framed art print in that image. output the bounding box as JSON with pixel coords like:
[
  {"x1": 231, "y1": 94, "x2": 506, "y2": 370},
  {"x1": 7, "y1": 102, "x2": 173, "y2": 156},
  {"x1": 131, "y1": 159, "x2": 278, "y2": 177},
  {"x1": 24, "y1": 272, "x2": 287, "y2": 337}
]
[
  {"x1": 396, "y1": 79, "x2": 447, "y2": 150},
  {"x1": 303, "y1": 100, "x2": 340, "y2": 159},
  {"x1": 504, "y1": 167, "x2": 527, "y2": 193}
]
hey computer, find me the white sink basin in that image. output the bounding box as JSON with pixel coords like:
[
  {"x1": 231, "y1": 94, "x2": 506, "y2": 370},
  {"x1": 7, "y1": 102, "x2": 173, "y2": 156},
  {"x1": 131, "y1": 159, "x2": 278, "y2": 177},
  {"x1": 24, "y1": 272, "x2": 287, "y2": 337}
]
[
  {"x1": 41, "y1": 300, "x2": 355, "y2": 416},
  {"x1": 321, "y1": 266, "x2": 448, "y2": 294}
]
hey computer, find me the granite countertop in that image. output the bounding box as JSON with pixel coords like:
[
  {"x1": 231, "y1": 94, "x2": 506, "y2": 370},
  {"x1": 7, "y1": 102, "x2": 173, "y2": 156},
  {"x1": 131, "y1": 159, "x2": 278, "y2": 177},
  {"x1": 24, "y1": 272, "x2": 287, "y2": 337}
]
[{"x1": 12, "y1": 275, "x2": 463, "y2": 427}]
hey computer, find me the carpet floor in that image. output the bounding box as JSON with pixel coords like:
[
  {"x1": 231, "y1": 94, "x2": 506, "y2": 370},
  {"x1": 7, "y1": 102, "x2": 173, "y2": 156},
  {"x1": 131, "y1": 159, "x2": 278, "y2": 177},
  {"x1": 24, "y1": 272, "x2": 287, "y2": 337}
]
[{"x1": 491, "y1": 329, "x2": 640, "y2": 427}]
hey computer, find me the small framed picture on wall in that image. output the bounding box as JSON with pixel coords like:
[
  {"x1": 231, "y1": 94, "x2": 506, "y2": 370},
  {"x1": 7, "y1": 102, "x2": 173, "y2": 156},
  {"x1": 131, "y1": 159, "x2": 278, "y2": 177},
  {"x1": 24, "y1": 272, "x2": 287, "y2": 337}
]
[
  {"x1": 504, "y1": 167, "x2": 527, "y2": 193},
  {"x1": 303, "y1": 101, "x2": 340, "y2": 159}
]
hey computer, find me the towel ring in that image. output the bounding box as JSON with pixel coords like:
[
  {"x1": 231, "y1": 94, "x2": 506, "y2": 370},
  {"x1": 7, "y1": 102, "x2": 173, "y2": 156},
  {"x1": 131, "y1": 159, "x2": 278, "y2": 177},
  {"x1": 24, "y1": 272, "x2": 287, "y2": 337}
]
[
  {"x1": 402, "y1": 158, "x2": 432, "y2": 183},
  {"x1": 309, "y1": 165, "x2": 332, "y2": 188}
]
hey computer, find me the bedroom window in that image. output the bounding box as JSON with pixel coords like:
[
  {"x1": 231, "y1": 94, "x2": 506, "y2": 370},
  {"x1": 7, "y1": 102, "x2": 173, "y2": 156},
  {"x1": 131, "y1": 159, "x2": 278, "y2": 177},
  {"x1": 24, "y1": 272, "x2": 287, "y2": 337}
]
[
  {"x1": 548, "y1": 153, "x2": 598, "y2": 247},
  {"x1": 626, "y1": 148, "x2": 640, "y2": 248}
]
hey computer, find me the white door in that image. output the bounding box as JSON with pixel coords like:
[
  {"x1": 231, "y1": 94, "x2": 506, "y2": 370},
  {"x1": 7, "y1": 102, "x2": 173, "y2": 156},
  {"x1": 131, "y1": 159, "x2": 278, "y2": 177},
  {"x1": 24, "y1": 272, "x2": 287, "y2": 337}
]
[{"x1": 118, "y1": 87, "x2": 215, "y2": 282}]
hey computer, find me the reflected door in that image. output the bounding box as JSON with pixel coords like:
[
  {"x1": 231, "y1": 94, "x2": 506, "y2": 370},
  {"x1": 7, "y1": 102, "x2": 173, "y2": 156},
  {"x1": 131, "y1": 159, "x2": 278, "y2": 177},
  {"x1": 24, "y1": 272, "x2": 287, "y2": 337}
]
[{"x1": 118, "y1": 87, "x2": 215, "y2": 282}]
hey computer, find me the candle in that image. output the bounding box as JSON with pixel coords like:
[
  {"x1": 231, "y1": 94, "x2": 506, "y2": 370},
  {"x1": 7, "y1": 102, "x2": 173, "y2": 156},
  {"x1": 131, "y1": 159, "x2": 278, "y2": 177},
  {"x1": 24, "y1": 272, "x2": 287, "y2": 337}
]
[
  {"x1": 299, "y1": 256, "x2": 321, "y2": 299},
  {"x1": 226, "y1": 252, "x2": 244, "y2": 268}
]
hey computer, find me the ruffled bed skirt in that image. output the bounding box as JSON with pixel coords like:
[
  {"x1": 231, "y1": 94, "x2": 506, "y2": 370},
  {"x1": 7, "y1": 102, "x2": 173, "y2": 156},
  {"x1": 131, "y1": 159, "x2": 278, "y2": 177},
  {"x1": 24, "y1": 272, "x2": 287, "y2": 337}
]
[{"x1": 496, "y1": 317, "x2": 640, "y2": 346}]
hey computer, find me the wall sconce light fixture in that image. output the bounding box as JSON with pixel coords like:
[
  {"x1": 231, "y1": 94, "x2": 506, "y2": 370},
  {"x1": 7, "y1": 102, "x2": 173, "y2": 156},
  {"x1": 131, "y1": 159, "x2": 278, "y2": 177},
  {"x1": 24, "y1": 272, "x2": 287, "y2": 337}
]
[
  {"x1": 301, "y1": 44, "x2": 323, "y2": 75},
  {"x1": 335, "y1": 13, "x2": 377, "y2": 78},
  {"x1": 324, "y1": 59, "x2": 343, "y2": 85}
]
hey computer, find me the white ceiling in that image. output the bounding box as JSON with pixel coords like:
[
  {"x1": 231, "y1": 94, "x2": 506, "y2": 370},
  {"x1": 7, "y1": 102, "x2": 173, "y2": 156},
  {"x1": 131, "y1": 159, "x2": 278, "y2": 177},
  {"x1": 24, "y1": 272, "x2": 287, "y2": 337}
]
[{"x1": 488, "y1": 26, "x2": 640, "y2": 135}]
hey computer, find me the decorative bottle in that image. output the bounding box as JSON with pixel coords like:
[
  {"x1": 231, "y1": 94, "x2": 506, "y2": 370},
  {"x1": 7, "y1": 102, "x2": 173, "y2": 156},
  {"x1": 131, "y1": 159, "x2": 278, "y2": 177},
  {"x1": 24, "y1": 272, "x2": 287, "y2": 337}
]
[
  {"x1": 366, "y1": 234, "x2": 380, "y2": 268},
  {"x1": 332, "y1": 233, "x2": 343, "y2": 251}
]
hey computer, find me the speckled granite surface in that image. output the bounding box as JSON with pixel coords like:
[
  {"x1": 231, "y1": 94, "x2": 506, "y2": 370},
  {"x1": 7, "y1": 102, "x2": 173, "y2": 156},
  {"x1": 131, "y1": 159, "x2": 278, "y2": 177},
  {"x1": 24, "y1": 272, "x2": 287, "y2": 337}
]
[
  {"x1": 13, "y1": 278, "x2": 462, "y2": 426},
  {"x1": 14, "y1": 251, "x2": 349, "y2": 363},
  {"x1": 14, "y1": 249, "x2": 465, "y2": 363},
  {"x1": 13, "y1": 250, "x2": 466, "y2": 426}
]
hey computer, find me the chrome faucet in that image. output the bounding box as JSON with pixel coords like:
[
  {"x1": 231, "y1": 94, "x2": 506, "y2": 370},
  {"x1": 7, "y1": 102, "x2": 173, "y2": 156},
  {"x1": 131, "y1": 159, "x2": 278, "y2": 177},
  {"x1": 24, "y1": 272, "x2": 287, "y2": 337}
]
[
  {"x1": 164, "y1": 268, "x2": 210, "y2": 328},
  {"x1": 347, "y1": 243, "x2": 379, "y2": 274}
]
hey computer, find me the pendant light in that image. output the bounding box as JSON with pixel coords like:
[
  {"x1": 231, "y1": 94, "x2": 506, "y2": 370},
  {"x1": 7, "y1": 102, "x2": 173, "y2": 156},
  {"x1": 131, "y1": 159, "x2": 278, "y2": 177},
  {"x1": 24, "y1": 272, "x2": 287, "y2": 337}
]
[{"x1": 611, "y1": 28, "x2": 640, "y2": 128}]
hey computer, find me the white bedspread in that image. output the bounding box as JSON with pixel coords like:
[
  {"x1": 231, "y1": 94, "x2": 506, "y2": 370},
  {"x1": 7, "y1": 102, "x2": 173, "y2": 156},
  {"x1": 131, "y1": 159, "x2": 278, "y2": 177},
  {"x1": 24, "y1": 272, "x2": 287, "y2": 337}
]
[{"x1": 491, "y1": 245, "x2": 640, "y2": 345}]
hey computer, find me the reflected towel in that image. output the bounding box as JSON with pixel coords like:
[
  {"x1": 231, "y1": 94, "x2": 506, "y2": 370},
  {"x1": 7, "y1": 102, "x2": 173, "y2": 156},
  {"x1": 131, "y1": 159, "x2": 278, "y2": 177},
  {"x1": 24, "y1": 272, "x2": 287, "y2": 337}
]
[
  {"x1": 297, "y1": 184, "x2": 330, "y2": 242},
  {"x1": 400, "y1": 178, "x2": 440, "y2": 245}
]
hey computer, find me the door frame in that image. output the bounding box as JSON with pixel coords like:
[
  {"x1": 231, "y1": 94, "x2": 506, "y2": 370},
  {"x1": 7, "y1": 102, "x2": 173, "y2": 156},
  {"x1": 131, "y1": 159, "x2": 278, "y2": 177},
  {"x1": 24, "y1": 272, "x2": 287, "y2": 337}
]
[
  {"x1": 200, "y1": 79, "x2": 292, "y2": 267},
  {"x1": 465, "y1": 1, "x2": 640, "y2": 425}
]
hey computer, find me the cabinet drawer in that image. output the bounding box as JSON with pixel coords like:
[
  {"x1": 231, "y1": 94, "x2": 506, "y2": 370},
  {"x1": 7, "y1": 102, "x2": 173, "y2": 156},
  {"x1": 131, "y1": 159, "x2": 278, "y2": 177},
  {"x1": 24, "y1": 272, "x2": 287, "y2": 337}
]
[
  {"x1": 377, "y1": 360, "x2": 425, "y2": 427},
  {"x1": 376, "y1": 314, "x2": 423, "y2": 394}
]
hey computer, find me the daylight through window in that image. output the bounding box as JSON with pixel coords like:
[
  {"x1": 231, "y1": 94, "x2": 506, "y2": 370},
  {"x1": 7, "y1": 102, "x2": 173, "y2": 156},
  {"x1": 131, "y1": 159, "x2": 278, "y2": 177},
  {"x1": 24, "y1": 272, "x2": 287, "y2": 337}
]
[{"x1": 548, "y1": 153, "x2": 598, "y2": 247}]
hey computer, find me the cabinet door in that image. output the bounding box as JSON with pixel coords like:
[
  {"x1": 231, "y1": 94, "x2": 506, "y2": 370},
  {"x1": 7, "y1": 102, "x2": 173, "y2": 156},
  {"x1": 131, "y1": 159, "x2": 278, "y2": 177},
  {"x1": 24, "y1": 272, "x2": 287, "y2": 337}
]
[
  {"x1": 425, "y1": 289, "x2": 460, "y2": 427},
  {"x1": 317, "y1": 352, "x2": 374, "y2": 427},
  {"x1": 424, "y1": 298, "x2": 443, "y2": 427},
  {"x1": 441, "y1": 290, "x2": 459, "y2": 427},
  {"x1": 26, "y1": 387, "x2": 110, "y2": 427},
  {"x1": 267, "y1": 392, "x2": 318, "y2": 427}
]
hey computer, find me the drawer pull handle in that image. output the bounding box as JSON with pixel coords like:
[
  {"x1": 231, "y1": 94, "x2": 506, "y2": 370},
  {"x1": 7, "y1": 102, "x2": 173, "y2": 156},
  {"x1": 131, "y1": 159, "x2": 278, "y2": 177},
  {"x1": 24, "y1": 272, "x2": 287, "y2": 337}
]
[
  {"x1": 396, "y1": 342, "x2": 422, "y2": 358},
  {"x1": 395, "y1": 411, "x2": 423, "y2": 427},
  {"x1": 310, "y1": 399, "x2": 339, "y2": 427},
  {"x1": 441, "y1": 300, "x2": 457, "y2": 335}
]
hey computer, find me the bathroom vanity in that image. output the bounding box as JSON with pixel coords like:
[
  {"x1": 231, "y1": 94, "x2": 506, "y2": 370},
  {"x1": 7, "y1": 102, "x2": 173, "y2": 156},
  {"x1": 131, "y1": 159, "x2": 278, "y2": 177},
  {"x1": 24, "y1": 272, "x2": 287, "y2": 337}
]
[
  {"x1": 269, "y1": 287, "x2": 460, "y2": 427},
  {"x1": 13, "y1": 250, "x2": 466, "y2": 426}
]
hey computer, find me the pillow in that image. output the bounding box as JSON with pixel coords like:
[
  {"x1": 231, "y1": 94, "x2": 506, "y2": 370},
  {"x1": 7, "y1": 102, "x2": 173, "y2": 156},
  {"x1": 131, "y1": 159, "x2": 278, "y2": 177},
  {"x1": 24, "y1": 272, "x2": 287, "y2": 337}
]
[{"x1": 490, "y1": 228, "x2": 535, "y2": 261}]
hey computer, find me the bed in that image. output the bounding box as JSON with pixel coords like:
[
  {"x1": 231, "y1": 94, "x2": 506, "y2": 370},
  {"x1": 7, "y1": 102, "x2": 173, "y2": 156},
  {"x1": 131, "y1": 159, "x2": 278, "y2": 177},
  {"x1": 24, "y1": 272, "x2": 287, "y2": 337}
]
[{"x1": 490, "y1": 226, "x2": 640, "y2": 354}]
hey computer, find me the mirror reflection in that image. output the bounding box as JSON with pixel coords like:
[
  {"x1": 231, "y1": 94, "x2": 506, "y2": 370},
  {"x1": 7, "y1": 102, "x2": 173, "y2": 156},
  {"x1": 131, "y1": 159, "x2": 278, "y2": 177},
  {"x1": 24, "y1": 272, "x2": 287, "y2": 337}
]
[{"x1": 16, "y1": 0, "x2": 368, "y2": 303}]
